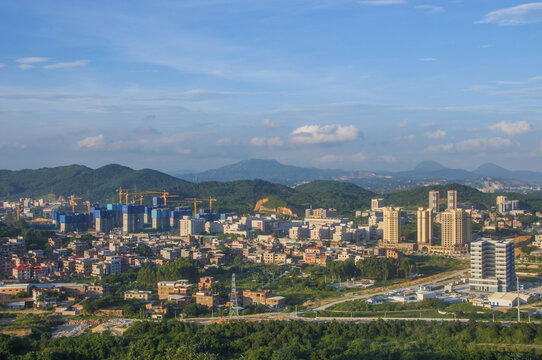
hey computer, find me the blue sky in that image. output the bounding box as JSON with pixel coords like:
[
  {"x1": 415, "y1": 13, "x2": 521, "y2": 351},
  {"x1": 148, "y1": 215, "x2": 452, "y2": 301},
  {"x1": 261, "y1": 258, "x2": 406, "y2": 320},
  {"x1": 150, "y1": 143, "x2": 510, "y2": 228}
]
[{"x1": 1, "y1": 0, "x2": 542, "y2": 172}]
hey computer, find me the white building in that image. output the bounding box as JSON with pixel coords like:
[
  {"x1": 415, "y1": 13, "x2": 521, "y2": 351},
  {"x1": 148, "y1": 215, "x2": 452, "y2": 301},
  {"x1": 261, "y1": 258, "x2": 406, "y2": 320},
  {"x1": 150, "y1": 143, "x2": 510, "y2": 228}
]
[{"x1": 470, "y1": 238, "x2": 516, "y2": 292}]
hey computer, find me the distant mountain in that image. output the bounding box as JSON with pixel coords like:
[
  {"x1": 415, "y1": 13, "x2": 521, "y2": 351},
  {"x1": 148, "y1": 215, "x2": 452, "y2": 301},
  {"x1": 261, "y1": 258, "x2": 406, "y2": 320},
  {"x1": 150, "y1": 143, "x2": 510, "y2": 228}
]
[
  {"x1": 0, "y1": 164, "x2": 190, "y2": 202},
  {"x1": 179, "y1": 159, "x2": 542, "y2": 192},
  {"x1": 392, "y1": 160, "x2": 479, "y2": 181},
  {"x1": 473, "y1": 163, "x2": 542, "y2": 184},
  {"x1": 179, "y1": 159, "x2": 347, "y2": 186}
]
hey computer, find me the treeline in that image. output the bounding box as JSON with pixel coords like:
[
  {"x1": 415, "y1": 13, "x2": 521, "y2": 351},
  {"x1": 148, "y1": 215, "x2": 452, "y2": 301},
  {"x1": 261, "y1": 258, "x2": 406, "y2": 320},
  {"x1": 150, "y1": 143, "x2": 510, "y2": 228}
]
[
  {"x1": 2, "y1": 320, "x2": 542, "y2": 359},
  {"x1": 327, "y1": 257, "x2": 417, "y2": 282},
  {"x1": 0, "y1": 220, "x2": 54, "y2": 251},
  {"x1": 136, "y1": 258, "x2": 201, "y2": 287}
]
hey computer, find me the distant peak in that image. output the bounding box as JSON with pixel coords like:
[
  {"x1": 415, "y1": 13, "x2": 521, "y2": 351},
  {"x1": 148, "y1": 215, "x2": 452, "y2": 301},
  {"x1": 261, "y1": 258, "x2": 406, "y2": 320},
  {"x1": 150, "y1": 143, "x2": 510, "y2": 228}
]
[
  {"x1": 474, "y1": 162, "x2": 507, "y2": 172},
  {"x1": 414, "y1": 160, "x2": 446, "y2": 172}
]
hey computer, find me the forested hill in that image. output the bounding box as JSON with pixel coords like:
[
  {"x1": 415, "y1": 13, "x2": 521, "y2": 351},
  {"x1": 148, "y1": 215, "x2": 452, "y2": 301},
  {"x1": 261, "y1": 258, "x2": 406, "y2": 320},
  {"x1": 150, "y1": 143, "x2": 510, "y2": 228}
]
[
  {"x1": 383, "y1": 183, "x2": 542, "y2": 211},
  {"x1": 0, "y1": 164, "x2": 189, "y2": 202},
  {"x1": 1, "y1": 164, "x2": 541, "y2": 214}
]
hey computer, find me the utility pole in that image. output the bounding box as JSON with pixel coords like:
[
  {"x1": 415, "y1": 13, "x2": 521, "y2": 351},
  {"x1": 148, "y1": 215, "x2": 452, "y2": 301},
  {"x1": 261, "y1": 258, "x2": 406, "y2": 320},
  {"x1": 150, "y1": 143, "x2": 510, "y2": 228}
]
[
  {"x1": 229, "y1": 273, "x2": 239, "y2": 318},
  {"x1": 516, "y1": 275, "x2": 521, "y2": 322}
]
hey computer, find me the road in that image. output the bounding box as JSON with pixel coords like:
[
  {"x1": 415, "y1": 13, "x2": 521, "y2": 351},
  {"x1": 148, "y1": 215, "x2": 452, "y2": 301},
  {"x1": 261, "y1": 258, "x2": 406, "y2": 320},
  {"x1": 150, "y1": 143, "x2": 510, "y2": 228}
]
[{"x1": 314, "y1": 268, "x2": 469, "y2": 311}]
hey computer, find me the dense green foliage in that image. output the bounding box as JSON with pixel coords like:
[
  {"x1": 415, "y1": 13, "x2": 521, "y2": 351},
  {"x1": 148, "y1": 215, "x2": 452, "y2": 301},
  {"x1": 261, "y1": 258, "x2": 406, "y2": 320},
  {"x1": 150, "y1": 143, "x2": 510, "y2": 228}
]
[
  {"x1": 0, "y1": 222, "x2": 19, "y2": 238},
  {"x1": 2, "y1": 320, "x2": 542, "y2": 359},
  {"x1": 136, "y1": 258, "x2": 201, "y2": 288},
  {"x1": 0, "y1": 164, "x2": 188, "y2": 202},
  {"x1": 1, "y1": 163, "x2": 541, "y2": 215},
  {"x1": 288, "y1": 180, "x2": 374, "y2": 215},
  {"x1": 0, "y1": 220, "x2": 54, "y2": 251}
]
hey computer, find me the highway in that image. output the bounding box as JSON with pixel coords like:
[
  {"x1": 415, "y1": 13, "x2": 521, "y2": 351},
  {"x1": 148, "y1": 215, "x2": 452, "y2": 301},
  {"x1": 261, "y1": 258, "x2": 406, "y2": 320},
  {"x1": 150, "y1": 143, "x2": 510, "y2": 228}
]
[{"x1": 314, "y1": 268, "x2": 469, "y2": 311}]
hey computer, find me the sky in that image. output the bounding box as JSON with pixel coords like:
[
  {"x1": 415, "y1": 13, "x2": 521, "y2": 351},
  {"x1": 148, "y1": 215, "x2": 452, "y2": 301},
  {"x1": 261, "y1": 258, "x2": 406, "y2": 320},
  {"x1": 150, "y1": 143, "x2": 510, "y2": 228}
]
[{"x1": 1, "y1": 0, "x2": 542, "y2": 173}]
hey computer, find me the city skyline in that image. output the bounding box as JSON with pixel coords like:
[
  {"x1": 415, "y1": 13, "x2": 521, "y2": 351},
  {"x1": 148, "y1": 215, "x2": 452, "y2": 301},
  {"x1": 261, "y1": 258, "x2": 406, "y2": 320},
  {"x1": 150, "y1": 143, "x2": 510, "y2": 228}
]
[{"x1": 1, "y1": 1, "x2": 542, "y2": 172}]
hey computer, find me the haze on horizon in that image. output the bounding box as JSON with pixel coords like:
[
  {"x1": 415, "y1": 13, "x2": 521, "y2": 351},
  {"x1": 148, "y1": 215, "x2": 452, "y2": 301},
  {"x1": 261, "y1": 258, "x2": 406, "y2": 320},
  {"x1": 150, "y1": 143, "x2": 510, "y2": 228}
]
[{"x1": 1, "y1": 1, "x2": 541, "y2": 173}]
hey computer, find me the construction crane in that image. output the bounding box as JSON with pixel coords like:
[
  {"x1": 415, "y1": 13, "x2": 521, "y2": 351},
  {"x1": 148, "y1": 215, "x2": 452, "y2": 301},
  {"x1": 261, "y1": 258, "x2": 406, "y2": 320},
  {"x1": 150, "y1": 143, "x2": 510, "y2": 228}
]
[
  {"x1": 136, "y1": 190, "x2": 168, "y2": 205},
  {"x1": 184, "y1": 198, "x2": 204, "y2": 215},
  {"x1": 84, "y1": 201, "x2": 92, "y2": 229},
  {"x1": 116, "y1": 187, "x2": 135, "y2": 204},
  {"x1": 70, "y1": 196, "x2": 82, "y2": 213},
  {"x1": 207, "y1": 197, "x2": 217, "y2": 214}
]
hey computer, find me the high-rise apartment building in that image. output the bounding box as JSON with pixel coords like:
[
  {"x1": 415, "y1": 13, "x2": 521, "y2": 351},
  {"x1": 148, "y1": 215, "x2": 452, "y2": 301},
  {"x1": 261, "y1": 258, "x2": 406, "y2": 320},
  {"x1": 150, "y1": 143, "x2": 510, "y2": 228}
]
[
  {"x1": 122, "y1": 204, "x2": 145, "y2": 233},
  {"x1": 371, "y1": 198, "x2": 384, "y2": 211},
  {"x1": 180, "y1": 218, "x2": 206, "y2": 236},
  {"x1": 441, "y1": 208, "x2": 472, "y2": 247},
  {"x1": 417, "y1": 208, "x2": 432, "y2": 244},
  {"x1": 470, "y1": 238, "x2": 516, "y2": 292},
  {"x1": 428, "y1": 191, "x2": 440, "y2": 213},
  {"x1": 383, "y1": 207, "x2": 401, "y2": 244},
  {"x1": 447, "y1": 190, "x2": 457, "y2": 210}
]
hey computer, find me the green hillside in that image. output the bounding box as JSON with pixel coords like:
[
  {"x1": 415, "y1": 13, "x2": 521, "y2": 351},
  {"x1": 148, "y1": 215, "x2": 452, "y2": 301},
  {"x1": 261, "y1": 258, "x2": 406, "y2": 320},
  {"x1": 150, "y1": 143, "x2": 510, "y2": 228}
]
[
  {"x1": 0, "y1": 164, "x2": 189, "y2": 202},
  {"x1": 383, "y1": 183, "x2": 542, "y2": 212},
  {"x1": 384, "y1": 184, "x2": 494, "y2": 210},
  {"x1": 288, "y1": 180, "x2": 375, "y2": 214},
  {"x1": 2, "y1": 164, "x2": 541, "y2": 215},
  {"x1": 165, "y1": 179, "x2": 295, "y2": 214}
]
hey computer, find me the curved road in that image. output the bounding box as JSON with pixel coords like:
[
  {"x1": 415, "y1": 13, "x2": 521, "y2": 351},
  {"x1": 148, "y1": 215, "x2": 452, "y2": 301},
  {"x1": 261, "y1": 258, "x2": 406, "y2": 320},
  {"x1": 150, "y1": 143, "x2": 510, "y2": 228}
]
[{"x1": 314, "y1": 269, "x2": 469, "y2": 311}]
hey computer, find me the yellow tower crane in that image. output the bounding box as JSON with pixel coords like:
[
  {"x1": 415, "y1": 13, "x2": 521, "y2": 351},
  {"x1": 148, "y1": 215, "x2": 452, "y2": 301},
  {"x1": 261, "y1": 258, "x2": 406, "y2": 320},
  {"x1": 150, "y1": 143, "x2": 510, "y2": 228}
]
[
  {"x1": 70, "y1": 196, "x2": 82, "y2": 213},
  {"x1": 184, "y1": 198, "x2": 204, "y2": 215},
  {"x1": 84, "y1": 201, "x2": 92, "y2": 229}
]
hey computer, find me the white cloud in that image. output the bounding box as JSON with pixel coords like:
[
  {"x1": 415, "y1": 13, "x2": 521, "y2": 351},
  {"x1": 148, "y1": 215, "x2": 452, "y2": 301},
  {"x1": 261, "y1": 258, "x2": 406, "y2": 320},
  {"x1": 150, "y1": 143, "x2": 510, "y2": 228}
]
[
  {"x1": 318, "y1": 152, "x2": 367, "y2": 163},
  {"x1": 250, "y1": 137, "x2": 266, "y2": 146},
  {"x1": 415, "y1": 5, "x2": 444, "y2": 13},
  {"x1": 261, "y1": 118, "x2": 279, "y2": 128},
  {"x1": 18, "y1": 64, "x2": 33, "y2": 70},
  {"x1": 290, "y1": 124, "x2": 359, "y2": 144},
  {"x1": 379, "y1": 155, "x2": 397, "y2": 163},
  {"x1": 216, "y1": 138, "x2": 232, "y2": 146},
  {"x1": 425, "y1": 137, "x2": 513, "y2": 153},
  {"x1": 456, "y1": 137, "x2": 512, "y2": 152},
  {"x1": 76, "y1": 134, "x2": 105, "y2": 149},
  {"x1": 394, "y1": 134, "x2": 416, "y2": 142},
  {"x1": 477, "y1": 3, "x2": 542, "y2": 26},
  {"x1": 360, "y1": 0, "x2": 406, "y2": 5},
  {"x1": 424, "y1": 129, "x2": 447, "y2": 139},
  {"x1": 419, "y1": 58, "x2": 437, "y2": 62},
  {"x1": 0, "y1": 63, "x2": 5, "y2": 68},
  {"x1": 396, "y1": 120, "x2": 407, "y2": 128},
  {"x1": 43, "y1": 60, "x2": 88, "y2": 69},
  {"x1": 16, "y1": 57, "x2": 49, "y2": 63},
  {"x1": 489, "y1": 120, "x2": 532, "y2": 135},
  {"x1": 250, "y1": 137, "x2": 284, "y2": 147}
]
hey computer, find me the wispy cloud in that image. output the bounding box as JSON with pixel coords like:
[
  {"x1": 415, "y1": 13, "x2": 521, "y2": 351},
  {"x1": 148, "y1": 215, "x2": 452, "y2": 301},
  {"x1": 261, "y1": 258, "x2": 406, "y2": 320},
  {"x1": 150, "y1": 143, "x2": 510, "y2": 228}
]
[
  {"x1": 415, "y1": 5, "x2": 444, "y2": 14},
  {"x1": 76, "y1": 134, "x2": 105, "y2": 149},
  {"x1": 134, "y1": 126, "x2": 161, "y2": 135},
  {"x1": 425, "y1": 137, "x2": 513, "y2": 153},
  {"x1": 419, "y1": 57, "x2": 437, "y2": 62},
  {"x1": 424, "y1": 129, "x2": 447, "y2": 139},
  {"x1": 360, "y1": 0, "x2": 406, "y2": 5},
  {"x1": 261, "y1": 118, "x2": 279, "y2": 128},
  {"x1": 394, "y1": 134, "x2": 415, "y2": 142},
  {"x1": 18, "y1": 64, "x2": 34, "y2": 70},
  {"x1": 493, "y1": 75, "x2": 542, "y2": 86},
  {"x1": 290, "y1": 124, "x2": 359, "y2": 144},
  {"x1": 477, "y1": 2, "x2": 542, "y2": 26},
  {"x1": 318, "y1": 152, "x2": 367, "y2": 163},
  {"x1": 43, "y1": 60, "x2": 88, "y2": 69},
  {"x1": 489, "y1": 120, "x2": 532, "y2": 136},
  {"x1": 250, "y1": 137, "x2": 284, "y2": 146},
  {"x1": 16, "y1": 57, "x2": 49, "y2": 63},
  {"x1": 0, "y1": 63, "x2": 5, "y2": 68},
  {"x1": 379, "y1": 155, "x2": 397, "y2": 163}
]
